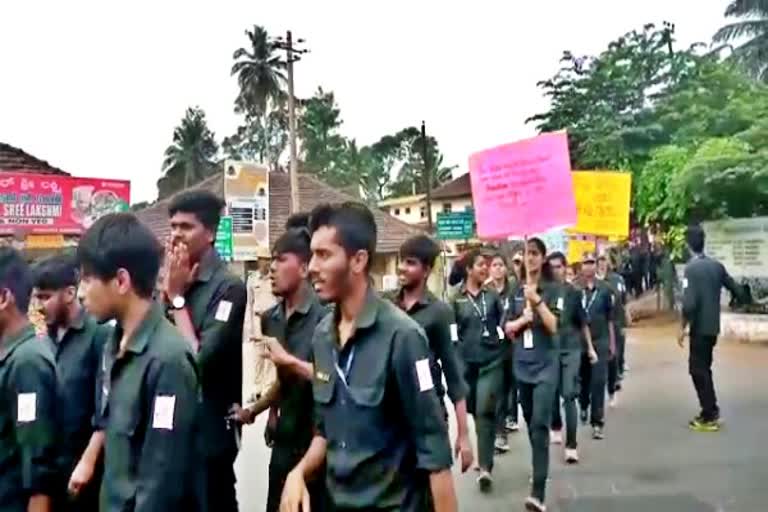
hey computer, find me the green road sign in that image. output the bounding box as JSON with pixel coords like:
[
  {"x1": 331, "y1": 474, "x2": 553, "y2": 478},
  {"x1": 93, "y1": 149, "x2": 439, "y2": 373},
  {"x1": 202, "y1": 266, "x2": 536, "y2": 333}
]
[
  {"x1": 215, "y1": 216, "x2": 234, "y2": 261},
  {"x1": 436, "y1": 210, "x2": 475, "y2": 240}
]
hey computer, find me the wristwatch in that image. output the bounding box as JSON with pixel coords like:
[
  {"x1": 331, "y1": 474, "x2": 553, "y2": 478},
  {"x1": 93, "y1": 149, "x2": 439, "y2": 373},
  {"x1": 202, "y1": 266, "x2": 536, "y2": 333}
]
[{"x1": 171, "y1": 295, "x2": 186, "y2": 310}]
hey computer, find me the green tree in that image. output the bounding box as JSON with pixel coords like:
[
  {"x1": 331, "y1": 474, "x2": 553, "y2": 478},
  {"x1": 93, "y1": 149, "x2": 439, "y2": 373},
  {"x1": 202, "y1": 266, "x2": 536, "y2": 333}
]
[
  {"x1": 714, "y1": 0, "x2": 768, "y2": 81},
  {"x1": 158, "y1": 107, "x2": 218, "y2": 199},
  {"x1": 231, "y1": 25, "x2": 286, "y2": 115},
  {"x1": 298, "y1": 87, "x2": 353, "y2": 186},
  {"x1": 222, "y1": 110, "x2": 288, "y2": 171},
  {"x1": 389, "y1": 127, "x2": 454, "y2": 197}
]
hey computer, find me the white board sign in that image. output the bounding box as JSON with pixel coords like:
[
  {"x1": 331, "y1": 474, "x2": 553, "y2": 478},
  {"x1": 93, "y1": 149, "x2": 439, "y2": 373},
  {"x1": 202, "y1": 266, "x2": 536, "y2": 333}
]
[{"x1": 703, "y1": 217, "x2": 768, "y2": 278}]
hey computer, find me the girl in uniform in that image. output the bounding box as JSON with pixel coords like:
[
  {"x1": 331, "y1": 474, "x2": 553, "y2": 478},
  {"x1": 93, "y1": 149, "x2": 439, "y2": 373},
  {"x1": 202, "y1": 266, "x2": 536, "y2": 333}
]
[
  {"x1": 450, "y1": 249, "x2": 506, "y2": 492},
  {"x1": 503, "y1": 238, "x2": 560, "y2": 512}
]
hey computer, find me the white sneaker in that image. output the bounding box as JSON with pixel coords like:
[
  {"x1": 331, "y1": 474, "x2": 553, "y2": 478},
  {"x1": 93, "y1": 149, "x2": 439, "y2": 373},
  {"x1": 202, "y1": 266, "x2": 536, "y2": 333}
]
[
  {"x1": 550, "y1": 430, "x2": 563, "y2": 445},
  {"x1": 494, "y1": 435, "x2": 510, "y2": 453},
  {"x1": 564, "y1": 448, "x2": 579, "y2": 464},
  {"x1": 477, "y1": 470, "x2": 493, "y2": 492},
  {"x1": 525, "y1": 496, "x2": 547, "y2": 511},
  {"x1": 609, "y1": 394, "x2": 619, "y2": 408}
]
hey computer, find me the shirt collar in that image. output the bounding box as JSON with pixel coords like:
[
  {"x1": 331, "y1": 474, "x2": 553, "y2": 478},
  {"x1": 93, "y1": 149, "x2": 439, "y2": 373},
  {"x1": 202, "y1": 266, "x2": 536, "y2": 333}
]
[
  {"x1": 47, "y1": 307, "x2": 87, "y2": 340},
  {"x1": 277, "y1": 282, "x2": 318, "y2": 319},
  {"x1": 331, "y1": 286, "x2": 381, "y2": 346},
  {"x1": 196, "y1": 248, "x2": 223, "y2": 283},
  {"x1": 110, "y1": 303, "x2": 165, "y2": 356},
  {"x1": 395, "y1": 286, "x2": 432, "y2": 309},
  {"x1": 0, "y1": 323, "x2": 36, "y2": 363}
]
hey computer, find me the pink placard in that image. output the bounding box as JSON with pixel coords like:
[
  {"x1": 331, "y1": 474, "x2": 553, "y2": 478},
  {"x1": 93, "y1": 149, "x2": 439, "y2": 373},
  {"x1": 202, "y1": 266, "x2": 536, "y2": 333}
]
[{"x1": 468, "y1": 132, "x2": 577, "y2": 239}]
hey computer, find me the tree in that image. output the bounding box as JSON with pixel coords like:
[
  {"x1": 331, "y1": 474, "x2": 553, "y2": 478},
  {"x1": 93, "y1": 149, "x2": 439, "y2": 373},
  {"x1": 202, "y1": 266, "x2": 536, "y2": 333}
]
[
  {"x1": 158, "y1": 107, "x2": 218, "y2": 199},
  {"x1": 222, "y1": 110, "x2": 288, "y2": 172},
  {"x1": 298, "y1": 87, "x2": 353, "y2": 186},
  {"x1": 388, "y1": 127, "x2": 454, "y2": 197},
  {"x1": 231, "y1": 25, "x2": 286, "y2": 115},
  {"x1": 714, "y1": 0, "x2": 768, "y2": 81}
]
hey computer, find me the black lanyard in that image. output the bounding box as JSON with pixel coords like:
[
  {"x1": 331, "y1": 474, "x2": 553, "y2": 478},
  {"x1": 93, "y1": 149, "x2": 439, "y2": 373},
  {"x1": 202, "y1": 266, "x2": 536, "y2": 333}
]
[
  {"x1": 467, "y1": 290, "x2": 489, "y2": 337},
  {"x1": 582, "y1": 288, "x2": 598, "y2": 321}
]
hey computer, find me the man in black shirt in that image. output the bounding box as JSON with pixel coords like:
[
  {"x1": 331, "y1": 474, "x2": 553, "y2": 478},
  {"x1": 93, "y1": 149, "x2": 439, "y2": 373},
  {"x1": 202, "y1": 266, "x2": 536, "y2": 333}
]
[
  {"x1": 32, "y1": 255, "x2": 109, "y2": 511},
  {"x1": 230, "y1": 215, "x2": 328, "y2": 511},
  {"x1": 163, "y1": 191, "x2": 247, "y2": 512},
  {"x1": 679, "y1": 225, "x2": 741, "y2": 432},
  {"x1": 0, "y1": 247, "x2": 58, "y2": 512},
  {"x1": 280, "y1": 202, "x2": 456, "y2": 511}
]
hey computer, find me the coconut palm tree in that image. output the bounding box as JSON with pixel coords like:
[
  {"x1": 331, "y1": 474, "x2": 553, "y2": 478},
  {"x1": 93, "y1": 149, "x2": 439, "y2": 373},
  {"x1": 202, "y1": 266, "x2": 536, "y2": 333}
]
[
  {"x1": 159, "y1": 107, "x2": 218, "y2": 198},
  {"x1": 714, "y1": 0, "x2": 768, "y2": 80},
  {"x1": 231, "y1": 25, "x2": 287, "y2": 115}
]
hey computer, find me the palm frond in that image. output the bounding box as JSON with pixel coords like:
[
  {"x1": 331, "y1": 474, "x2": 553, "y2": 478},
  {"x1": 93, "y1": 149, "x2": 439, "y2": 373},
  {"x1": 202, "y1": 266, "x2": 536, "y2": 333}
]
[
  {"x1": 714, "y1": 20, "x2": 768, "y2": 42},
  {"x1": 724, "y1": 0, "x2": 768, "y2": 18}
]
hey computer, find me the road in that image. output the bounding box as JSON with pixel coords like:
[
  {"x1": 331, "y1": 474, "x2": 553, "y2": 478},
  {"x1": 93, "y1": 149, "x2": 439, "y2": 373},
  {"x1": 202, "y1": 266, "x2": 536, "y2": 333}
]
[{"x1": 235, "y1": 317, "x2": 768, "y2": 511}]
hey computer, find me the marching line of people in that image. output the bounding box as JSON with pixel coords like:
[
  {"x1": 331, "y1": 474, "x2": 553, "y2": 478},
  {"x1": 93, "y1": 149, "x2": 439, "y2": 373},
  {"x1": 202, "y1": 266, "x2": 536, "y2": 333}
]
[{"x1": 0, "y1": 194, "x2": 740, "y2": 512}]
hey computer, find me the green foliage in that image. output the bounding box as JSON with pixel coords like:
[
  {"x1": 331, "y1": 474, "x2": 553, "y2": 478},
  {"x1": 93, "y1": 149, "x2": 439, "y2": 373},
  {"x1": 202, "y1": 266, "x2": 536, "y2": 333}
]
[
  {"x1": 222, "y1": 110, "x2": 288, "y2": 172},
  {"x1": 532, "y1": 21, "x2": 768, "y2": 229},
  {"x1": 231, "y1": 25, "x2": 286, "y2": 115},
  {"x1": 158, "y1": 107, "x2": 218, "y2": 199},
  {"x1": 714, "y1": 0, "x2": 768, "y2": 81}
]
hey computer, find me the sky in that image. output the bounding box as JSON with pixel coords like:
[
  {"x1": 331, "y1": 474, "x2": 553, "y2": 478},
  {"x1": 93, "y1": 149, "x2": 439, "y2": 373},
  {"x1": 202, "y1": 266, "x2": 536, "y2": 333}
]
[{"x1": 0, "y1": 1, "x2": 730, "y2": 204}]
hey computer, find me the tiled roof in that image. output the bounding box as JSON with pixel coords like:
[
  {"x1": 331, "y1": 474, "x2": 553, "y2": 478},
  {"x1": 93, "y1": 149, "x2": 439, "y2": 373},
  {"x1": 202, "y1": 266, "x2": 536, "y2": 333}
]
[
  {"x1": 135, "y1": 171, "x2": 424, "y2": 254},
  {"x1": 431, "y1": 172, "x2": 471, "y2": 200},
  {"x1": 0, "y1": 143, "x2": 69, "y2": 175}
]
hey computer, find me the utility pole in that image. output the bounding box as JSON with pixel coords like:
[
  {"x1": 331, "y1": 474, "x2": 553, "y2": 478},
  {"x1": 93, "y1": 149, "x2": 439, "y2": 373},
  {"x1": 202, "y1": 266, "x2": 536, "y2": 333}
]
[
  {"x1": 274, "y1": 31, "x2": 308, "y2": 214},
  {"x1": 663, "y1": 21, "x2": 675, "y2": 57},
  {"x1": 421, "y1": 121, "x2": 433, "y2": 232}
]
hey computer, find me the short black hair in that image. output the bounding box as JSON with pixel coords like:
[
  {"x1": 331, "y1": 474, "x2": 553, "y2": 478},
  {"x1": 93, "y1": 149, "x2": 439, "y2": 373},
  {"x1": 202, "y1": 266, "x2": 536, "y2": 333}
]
[
  {"x1": 168, "y1": 190, "x2": 225, "y2": 232},
  {"x1": 547, "y1": 251, "x2": 567, "y2": 266},
  {"x1": 400, "y1": 235, "x2": 440, "y2": 269},
  {"x1": 465, "y1": 248, "x2": 485, "y2": 269},
  {"x1": 273, "y1": 228, "x2": 312, "y2": 263},
  {"x1": 285, "y1": 212, "x2": 310, "y2": 231},
  {"x1": 77, "y1": 213, "x2": 162, "y2": 299},
  {"x1": 0, "y1": 247, "x2": 33, "y2": 313},
  {"x1": 309, "y1": 202, "x2": 377, "y2": 269},
  {"x1": 686, "y1": 225, "x2": 705, "y2": 254},
  {"x1": 32, "y1": 254, "x2": 79, "y2": 291}
]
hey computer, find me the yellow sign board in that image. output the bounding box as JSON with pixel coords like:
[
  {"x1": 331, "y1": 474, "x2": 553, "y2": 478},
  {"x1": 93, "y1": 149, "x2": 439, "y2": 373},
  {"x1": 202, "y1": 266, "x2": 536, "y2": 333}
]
[
  {"x1": 568, "y1": 238, "x2": 596, "y2": 264},
  {"x1": 568, "y1": 171, "x2": 631, "y2": 238},
  {"x1": 25, "y1": 234, "x2": 65, "y2": 249}
]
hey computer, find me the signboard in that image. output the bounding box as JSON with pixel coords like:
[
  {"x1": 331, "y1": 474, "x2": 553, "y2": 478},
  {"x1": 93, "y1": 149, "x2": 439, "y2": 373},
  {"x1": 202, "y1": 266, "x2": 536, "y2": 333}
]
[
  {"x1": 0, "y1": 172, "x2": 130, "y2": 235},
  {"x1": 510, "y1": 228, "x2": 569, "y2": 256},
  {"x1": 215, "y1": 216, "x2": 234, "y2": 261},
  {"x1": 468, "y1": 132, "x2": 577, "y2": 239},
  {"x1": 568, "y1": 238, "x2": 596, "y2": 265},
  {"x1": 703, "y1": 217, "x2": 768, "y2": 277},
  {"x1": 568, "y1": 171, "x2": 631, "y2": 238},
  {"x1": 25, "y1": 234, "x2": 65, "y2": 249},
  {"x1": 436, "y1": 210, "x2": 475, "y2": 240},
  {"x1": 224, "y1": 161, "x2": 270, "y2": 261}
]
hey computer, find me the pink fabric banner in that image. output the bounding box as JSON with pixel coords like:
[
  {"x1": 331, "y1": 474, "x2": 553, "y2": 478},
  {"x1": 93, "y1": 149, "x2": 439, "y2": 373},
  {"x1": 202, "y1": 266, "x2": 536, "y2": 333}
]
[{"x1": 468, "y1": 132, "x2": 577, "y2": 239}]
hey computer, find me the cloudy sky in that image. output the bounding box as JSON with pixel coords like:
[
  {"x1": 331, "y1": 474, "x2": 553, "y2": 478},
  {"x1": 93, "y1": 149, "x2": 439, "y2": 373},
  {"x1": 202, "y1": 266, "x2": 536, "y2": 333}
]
[{"x1": 0, "y1": 1, "x2": 729, "y2": 203}]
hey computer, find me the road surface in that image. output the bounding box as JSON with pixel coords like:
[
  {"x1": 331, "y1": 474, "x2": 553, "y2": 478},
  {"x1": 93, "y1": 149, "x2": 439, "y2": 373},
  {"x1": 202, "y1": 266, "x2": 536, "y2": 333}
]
[{"x1": 235, "y1": 317, "x2": 768, "y2": 511}]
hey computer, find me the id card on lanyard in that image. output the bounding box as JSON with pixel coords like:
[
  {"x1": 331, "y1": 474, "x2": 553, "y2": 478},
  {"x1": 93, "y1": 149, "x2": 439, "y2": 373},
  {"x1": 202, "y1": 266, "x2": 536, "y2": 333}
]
[
  {"x1": 582, "y1": 289, "x2": 598, "y2": 323},
  {"x1": 334, "y1": 346, "x2": 355, "y2": 388},
  {"x1": 468, "y1": 291, "x2": 490, "y2": 338}
]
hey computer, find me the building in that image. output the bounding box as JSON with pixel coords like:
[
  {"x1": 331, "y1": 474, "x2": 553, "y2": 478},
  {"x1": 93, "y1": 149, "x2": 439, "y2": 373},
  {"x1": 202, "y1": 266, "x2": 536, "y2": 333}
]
[
  {"x1": 378, "y1": 174, "x2": 475, "y2": 228},
  {"x1": 0, "y1": 143, "x2": 70, "y2": 176},
  {"x1": 135, "y1": 171, "x2": 424, "y2": 290}
]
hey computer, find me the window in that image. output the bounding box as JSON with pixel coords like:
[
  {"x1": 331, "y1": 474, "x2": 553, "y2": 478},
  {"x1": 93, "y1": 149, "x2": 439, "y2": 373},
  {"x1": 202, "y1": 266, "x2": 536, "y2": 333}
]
[
  {"x1": 442, "y1": 203, "x2": 452, "y2": 213},
  {"x1": 405, "y1": 207, "x2": 411, "y2": 214},
  {"x1": 394, "y1": 208, "x2": 400, "y2": 215},
  {"x1": 420, "y1": 206, "x2": 426, "y2": 218}
]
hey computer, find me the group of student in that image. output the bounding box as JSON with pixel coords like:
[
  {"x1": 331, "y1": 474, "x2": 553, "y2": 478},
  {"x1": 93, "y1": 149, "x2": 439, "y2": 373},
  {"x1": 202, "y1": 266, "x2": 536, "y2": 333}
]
[{"x1": 2, "y1": 190, "x2": 731, "y2": 512}]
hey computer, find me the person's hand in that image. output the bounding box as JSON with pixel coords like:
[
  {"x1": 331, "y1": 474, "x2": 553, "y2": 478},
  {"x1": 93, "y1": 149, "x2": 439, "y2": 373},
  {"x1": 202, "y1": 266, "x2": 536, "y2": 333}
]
[
  {"x1": 262, "y1": 337, "x2": 292, "y2": 367},
  {"x1": 68, "y1": 459, "x2": 95, "y2": 497},
  {"x1": 280, "y1": 469, "x2": 311, "y2": 512},
  {"x1": 588, "y1": 348, "x2": 599, "y2": 365},
  {"x1": 522, "y1": 307, "x2": 534, "y2": 324},
  {"x1": 454, "y1": 433, "x2": 474, "y2": 473},
  {"x1": 503, "y1": 321, "x2": 517, "y2": 340},
  {"x1": 228, "y1": 404, "x2": 255, "y2": 425},
  {"x1": 165, "y1": 242, "x2": 199, "y2": 299},
  {"x1": 523, "y1": 285, "x2": 541, "y2": 305},
  {"x1": 677, "y1": 328, "x2": 687, "y2": 348}
]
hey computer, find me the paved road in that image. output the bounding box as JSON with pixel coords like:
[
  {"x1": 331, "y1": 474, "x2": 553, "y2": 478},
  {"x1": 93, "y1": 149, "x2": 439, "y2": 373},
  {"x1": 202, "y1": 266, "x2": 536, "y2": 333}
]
[{"x1": 235, "y1": 318, "x2": 768, "y2": 511}]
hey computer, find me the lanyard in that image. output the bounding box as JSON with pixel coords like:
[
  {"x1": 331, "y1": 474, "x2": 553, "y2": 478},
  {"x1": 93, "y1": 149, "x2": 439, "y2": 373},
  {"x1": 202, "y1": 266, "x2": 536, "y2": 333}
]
[
  {"x1": 468, "y1": 291, "x2": 488, "y2": 323},
  {"x1": 582, "y1": 288, "x2": 598, "y2": 319},
  {"x1": 334, "y1": 346, "x2": 355, "y2": 387}
]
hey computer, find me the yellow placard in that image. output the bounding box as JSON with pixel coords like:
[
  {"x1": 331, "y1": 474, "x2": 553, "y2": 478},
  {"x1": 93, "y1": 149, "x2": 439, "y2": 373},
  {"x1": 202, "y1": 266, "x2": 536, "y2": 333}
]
[
  {"x1": 567, "y1": 238, "x2": 596, "y2": 265},
  {"x1": 25, "y1": 234, "x2": 65, "y2": 249},
  {"x1": 567, "y1": 171, "x2": 631, "y2": 238}
]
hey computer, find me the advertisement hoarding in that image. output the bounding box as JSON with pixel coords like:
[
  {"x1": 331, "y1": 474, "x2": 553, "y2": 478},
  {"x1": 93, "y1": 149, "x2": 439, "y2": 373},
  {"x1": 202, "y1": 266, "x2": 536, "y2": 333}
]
[{"x1": 0, "y1": 172, "x2": 130, "y2": 235}]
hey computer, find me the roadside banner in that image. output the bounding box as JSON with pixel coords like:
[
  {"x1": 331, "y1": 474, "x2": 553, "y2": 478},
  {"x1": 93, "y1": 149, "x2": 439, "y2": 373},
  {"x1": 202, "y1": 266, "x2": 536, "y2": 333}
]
[
  {"x1": 568, "y1": 171, "x2": 631, "y2": 238},
  {"x1": 469, "y1": 132, "x2": 577, "y2": 239},
  {"x1": 0, "y1": 172, "x2": 130, "y2": 235}
]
